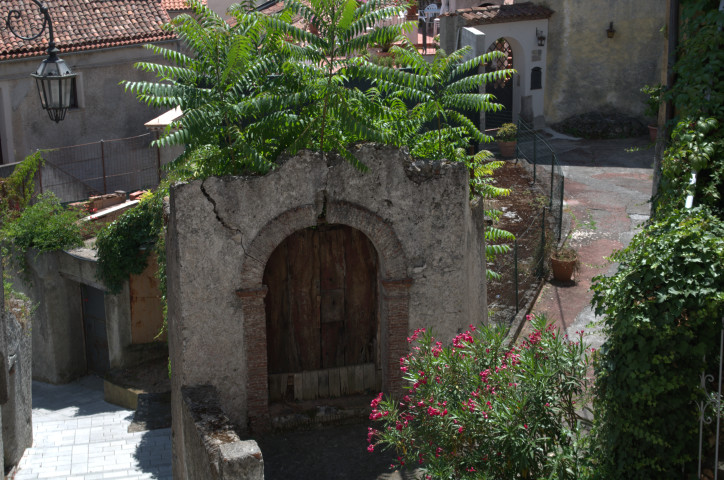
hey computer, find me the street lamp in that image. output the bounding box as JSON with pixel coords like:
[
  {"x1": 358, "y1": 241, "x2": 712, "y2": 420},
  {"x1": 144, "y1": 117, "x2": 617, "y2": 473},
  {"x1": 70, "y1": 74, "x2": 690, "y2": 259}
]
[{"x1": 6, "y1": 0, "x2": 77, "y2": 122}]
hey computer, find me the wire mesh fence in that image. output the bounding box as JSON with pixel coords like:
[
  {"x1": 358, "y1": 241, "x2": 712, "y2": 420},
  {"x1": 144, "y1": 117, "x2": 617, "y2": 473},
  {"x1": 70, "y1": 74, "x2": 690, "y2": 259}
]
[
  {"x1": 487, "y1": 121, "x2": 565, "y2": 327},
  {"x1": 516, "y1": 119, "x2": 564, "y2": 242},
  {"x1": 35, "y1": 133, "x2": 161, "y2": 204},
  {"x1": 487, "y1": 207, "x2": 555, "y2": 326}
]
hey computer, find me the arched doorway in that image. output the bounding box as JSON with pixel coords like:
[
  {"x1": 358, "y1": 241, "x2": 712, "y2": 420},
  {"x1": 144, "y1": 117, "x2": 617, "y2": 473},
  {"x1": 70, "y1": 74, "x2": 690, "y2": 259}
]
[
  {"x1": 263, "y1": 224, "x2": 380, "y2": 403},
  {"x1": 485, "y1": 37, "x2": 514, "y2": 130}
]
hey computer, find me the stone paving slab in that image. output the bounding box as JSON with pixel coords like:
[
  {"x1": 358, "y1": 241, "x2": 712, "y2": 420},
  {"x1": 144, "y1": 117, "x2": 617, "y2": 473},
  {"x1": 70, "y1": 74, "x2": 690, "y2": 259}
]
[{"x1": 10, "y1": 376, "x2": 172, "y2": 480}]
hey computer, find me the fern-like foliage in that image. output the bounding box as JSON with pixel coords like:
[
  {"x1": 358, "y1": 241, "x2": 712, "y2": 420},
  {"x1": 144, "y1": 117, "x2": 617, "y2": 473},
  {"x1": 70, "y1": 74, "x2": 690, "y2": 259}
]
[
  {"x1": 468, "y1": 150, "x2": 515, "y2": 280},
  {"x1": 122, "y1": 0, "x2": 290, "y2": 177},
  {"x1": 351, "y1": 41, "x2": 516, "y2": 160},
  {"x1": 265, "y1": 0, "x2": 414, "y2": 168}
]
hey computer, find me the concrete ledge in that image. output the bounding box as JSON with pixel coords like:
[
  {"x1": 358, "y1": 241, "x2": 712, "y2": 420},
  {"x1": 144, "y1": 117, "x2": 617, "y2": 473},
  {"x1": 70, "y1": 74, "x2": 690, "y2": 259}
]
[
  {"x1": 104, "y1": 380, "x2": 143, "y2": 410},
  {"x1": 504, "y1": 275, "x2": 547, "y2": 348},
  {"x1": 181, "y1": 385, "x2": 264, "y2": 480}
]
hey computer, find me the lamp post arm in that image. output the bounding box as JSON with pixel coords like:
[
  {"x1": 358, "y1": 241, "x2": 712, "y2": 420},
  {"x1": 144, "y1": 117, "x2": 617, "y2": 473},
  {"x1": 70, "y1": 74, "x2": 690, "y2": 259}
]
[{"x1": 6, "y1": 0, "x2": 57, "y2": 57}]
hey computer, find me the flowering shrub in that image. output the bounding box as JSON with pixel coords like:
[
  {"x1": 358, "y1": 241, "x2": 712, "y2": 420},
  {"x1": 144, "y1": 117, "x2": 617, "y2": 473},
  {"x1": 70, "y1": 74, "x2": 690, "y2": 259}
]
[{"x1": 367, "y1": 314, "x2": 593, "y2": 479}]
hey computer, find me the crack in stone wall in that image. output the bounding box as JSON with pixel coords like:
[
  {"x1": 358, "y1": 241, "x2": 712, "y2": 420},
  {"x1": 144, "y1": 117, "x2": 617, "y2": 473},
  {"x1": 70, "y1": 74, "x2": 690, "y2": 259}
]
[{"x1": 199, "y1": 180, "x2": 250, "y2": 257}]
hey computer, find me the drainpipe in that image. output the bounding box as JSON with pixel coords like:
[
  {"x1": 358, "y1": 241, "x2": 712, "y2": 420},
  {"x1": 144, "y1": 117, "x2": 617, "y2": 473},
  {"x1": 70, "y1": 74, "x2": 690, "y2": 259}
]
[
  {"x1": 651, "y1": 0, "x2": 679, "y2": 211},
  {"x1": 685, "y1": 172, "x2": 696, "y2": 209},
  {"x1": 685, "y1": 0, "x2": 722, "y2": 210}
]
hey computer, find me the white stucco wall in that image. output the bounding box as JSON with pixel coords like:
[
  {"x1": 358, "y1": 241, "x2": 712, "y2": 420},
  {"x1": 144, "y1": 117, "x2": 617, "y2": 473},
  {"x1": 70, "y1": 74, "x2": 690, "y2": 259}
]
[{"x1": 442, "y1": 16, "x2": 549, "y2": 128}]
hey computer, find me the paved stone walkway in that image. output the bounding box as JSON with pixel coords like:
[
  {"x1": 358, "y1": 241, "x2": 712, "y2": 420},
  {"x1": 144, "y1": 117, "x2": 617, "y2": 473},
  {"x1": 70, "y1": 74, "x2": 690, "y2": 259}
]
[
  {"x1": 519, "y1": 132, "x2": 655, "y2": 349},
  {"x1": 11, "y1": 376, "x2": 172, "y2": 480}
]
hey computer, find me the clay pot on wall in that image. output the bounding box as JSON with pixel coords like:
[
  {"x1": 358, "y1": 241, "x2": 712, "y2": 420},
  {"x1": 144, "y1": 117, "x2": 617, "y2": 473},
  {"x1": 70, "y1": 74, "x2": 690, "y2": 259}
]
[
  {"x1": 550, "y1": 247, "x2": 579, "y2": 283},
  {"x1": 497, "y1": 141, "x2": 517, "y2": 158},
  {"x1": 648, "y1": 124, "x2": 658, "y2": 142},
  {"x1": 496, "y1": 123, "x2": 517, "y2": 159}
]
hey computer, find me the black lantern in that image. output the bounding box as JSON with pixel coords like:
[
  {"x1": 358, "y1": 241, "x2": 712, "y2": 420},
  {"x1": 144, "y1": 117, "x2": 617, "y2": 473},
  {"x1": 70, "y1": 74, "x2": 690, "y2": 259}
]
[
  {"x1": 6, "y1": 0, "x2": 77, "y2": 122},
  {"x1": 536, "y1": 28, "x2": 546, "y2": 47},
  {"x1": 606, "y1": 21, "x2": 616, "y2": 39}
]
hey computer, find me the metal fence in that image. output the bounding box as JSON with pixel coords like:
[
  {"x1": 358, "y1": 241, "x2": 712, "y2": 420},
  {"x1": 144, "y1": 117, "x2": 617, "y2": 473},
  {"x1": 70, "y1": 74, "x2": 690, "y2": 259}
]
[
  {"x1": 35, "y1": 133, "x2": 161, "y2": 204},
  {"x1": 516, "y1": 119, "x2": 564, "y2": 242},
  {"x1": 698, "y1": 318, "x2": 724, "y2": 480},
  {"x1": 487, "y1": 122, "x2": 566, "y2": 326},
  {"x1": 487, "y1": 206, "x2": 554, "y2": 326}
]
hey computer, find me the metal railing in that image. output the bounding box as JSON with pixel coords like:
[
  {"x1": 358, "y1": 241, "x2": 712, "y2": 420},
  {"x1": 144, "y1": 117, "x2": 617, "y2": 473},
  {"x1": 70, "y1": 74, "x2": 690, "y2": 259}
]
[
  {"x1": 516, "y1": 119, "x2": 564, "y2": 242},
  {"x1": 698, "y1": 318, "x2": 724, "y2": 480},
  {"x1": 32, "y1": 134, "x2": 162, "y2": 204},
  {"x1": 487, "y1": 206, "x2": 554, "y2": 326}
]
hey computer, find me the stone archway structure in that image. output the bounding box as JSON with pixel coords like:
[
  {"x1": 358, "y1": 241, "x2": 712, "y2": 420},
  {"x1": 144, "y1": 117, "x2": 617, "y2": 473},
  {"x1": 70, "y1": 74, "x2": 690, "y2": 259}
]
[
  {"x1": 167, "y1": 145, "x2": 488, "y2": 475},
  {"x1": 236, "y1": 201, "x2": 412, "y2": 430}
]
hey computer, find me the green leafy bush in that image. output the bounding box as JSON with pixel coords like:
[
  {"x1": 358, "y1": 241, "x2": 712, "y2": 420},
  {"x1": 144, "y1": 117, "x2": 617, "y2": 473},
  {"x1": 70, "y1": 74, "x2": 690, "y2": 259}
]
[
  {"x1": 0, "y1": 152, "x2": 44, "y2": 223},
  {"x1": 590, "y1": 207, "x2": 724, "y2": 479},
  {"x1": 1, "y1": 193, "x2": 83, "y2": 263},
  {"x1": 95, "y1": 194, "x2": 164, "y2": 294},
  {"x1": 640, "y1": 84, "x2": 662, "y2": 119},
  {"x1": 368, "y1": 314, "x2": 593, "y2": 479},
  {"x1": 495, "y1": 122, "x2": 517, "y2": 142}
]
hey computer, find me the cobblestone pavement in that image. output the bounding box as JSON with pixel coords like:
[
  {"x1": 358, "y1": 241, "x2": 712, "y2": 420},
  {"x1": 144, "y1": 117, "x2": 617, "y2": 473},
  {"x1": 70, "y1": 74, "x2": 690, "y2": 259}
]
[{"x1": 10, "y1": 376, "x2": 172, "y2": 480}]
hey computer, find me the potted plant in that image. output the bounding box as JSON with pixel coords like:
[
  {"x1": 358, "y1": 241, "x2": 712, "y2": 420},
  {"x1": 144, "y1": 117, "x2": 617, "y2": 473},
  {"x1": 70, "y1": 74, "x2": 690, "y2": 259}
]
[
  {"x1": 641, "y1": 84, "x2": 662, "y2": 142},
  {"x1": 550, "y1": 245, "x2": 580, "y2": 283},
  {"x1": 496, "y1": 122, "x2": 517, "y2": 158}
]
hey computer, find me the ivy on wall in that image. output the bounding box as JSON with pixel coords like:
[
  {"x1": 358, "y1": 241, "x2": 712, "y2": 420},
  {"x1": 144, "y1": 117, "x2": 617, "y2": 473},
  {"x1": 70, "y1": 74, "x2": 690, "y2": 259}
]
[{"x1": 591, "y1": 2, "x2": 724, "y2": 477}]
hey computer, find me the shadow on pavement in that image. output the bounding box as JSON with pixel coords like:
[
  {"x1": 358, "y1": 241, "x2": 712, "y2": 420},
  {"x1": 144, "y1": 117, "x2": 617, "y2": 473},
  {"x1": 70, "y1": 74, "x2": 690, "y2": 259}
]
[
  {"x1": 132, "y1": 428, "x2": 173, "y2": 480},
  {"x1": 256, "y1": 422, "x2": 422, "y2": 480}
]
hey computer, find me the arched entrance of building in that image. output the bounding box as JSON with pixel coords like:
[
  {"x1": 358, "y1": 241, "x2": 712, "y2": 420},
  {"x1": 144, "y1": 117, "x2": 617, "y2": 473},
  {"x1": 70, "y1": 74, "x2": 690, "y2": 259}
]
[
  {"x1": 485, "y1": 37, "x2": 514, "y2": 130},
  {"x1": 263, "y1": 224, "x2": 380, "y2": 403}
]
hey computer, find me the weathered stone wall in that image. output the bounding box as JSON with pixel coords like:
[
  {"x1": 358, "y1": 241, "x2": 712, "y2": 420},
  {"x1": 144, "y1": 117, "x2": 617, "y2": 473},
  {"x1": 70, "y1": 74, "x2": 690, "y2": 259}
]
[
  {"x1": 180, "y1": 385, "x2": 264, "y2": 480},
  {"x1": 167, "y1": 145, "x2": 488, "y2": 477},
  {"x1": 532, "y1": 0, "x2": 665, "y2": 124},
  {"x1": 2, "y1": 308, "x2": 32, "y2": 467},
  {"x1": 12, "y1": 251, "x2": 87, "y2": 383},
  {"x1": 0, "y1": 257, "x2": 33, "y2": 471},
  {"x1": 11, "y1": 248, "x2": 153, "y2": 383}
]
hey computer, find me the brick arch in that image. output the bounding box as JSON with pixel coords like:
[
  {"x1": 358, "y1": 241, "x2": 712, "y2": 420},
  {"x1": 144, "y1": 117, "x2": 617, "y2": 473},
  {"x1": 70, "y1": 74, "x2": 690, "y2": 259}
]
[{"x1": 236, "y1": 201, "x2": 412, "y2": 431}]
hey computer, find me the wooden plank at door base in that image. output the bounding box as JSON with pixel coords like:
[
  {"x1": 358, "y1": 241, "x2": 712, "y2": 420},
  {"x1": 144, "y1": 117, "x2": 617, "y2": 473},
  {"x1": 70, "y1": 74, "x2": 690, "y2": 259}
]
[
  {"x1": 268, "y1": 374, "x2": 283, "y2": 402},
  {"x1": 340, "y1": 367, "x2": 350, "y2": 395},
  {"x1": 353, "y1": 364, "x2": 365, "y2": 394},
  {"x1": 318, "y1": 369, "x2": 330, "y2": 398},
  {"x1": 329, "y1": 367, "x2": 341, "y2": 398},
  {"x1": 294, "y1": 373, "x2": 304, "y2": 401},
  {"x1": 363, "y1": 363, "x2": 376, "y2": 391},
  {"x1": 302, "y1": 370, "x2": 317, "y2": 401}
]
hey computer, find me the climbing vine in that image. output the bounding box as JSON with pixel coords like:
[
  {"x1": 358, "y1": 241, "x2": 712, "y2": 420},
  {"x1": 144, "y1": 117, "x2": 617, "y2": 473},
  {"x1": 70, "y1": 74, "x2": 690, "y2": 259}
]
[
  {"x1": 592, "y1": 2, "x2": 724, "y2": 477},
  {"x1": 94, "y1": 193, "x2": 164, "y2": 294}
]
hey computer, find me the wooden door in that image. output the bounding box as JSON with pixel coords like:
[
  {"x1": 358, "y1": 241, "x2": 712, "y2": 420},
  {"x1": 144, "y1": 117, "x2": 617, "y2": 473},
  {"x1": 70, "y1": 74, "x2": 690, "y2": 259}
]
[{"x1": 264, "y1": 225, "x2": 379, "y2": 401}]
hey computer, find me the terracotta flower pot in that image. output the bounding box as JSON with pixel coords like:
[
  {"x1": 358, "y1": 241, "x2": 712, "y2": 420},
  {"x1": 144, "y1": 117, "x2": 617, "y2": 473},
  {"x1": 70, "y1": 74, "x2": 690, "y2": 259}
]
[
  {"x1": 551, "y1": 256, "x2": 576, "y2": 282},
  {"x1": 648, "y1": 124, "x2": 658, "y2": 142},
  {"x1": 497, "y1": 140, "x2": 517, "y2": 158}
]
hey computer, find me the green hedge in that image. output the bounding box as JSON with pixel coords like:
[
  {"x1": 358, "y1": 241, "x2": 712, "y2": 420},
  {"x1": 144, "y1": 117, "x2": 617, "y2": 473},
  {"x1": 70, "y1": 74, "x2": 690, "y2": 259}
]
[{"x1": 591, "y1": 207, "x2": 724, "y2": 478}]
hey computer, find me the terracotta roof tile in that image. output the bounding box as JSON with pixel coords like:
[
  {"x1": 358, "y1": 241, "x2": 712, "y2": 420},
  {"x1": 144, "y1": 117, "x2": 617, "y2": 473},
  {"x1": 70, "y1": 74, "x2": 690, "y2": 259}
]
[
  {"x1": 445, "y1": 1, "x2": 553, "y2": 27},
  {"x1": 161, "y1": 0, "x2": 206, "y2": 12},
  {"x1": 1, "y1": 0, "x2": 175, "y2": 61}
]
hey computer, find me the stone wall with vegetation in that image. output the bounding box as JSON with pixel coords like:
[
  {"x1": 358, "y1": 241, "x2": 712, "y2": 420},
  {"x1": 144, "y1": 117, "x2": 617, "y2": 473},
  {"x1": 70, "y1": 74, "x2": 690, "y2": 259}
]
[{"x1": 166, "y1": 145, "x2": 488, "y2": 476}]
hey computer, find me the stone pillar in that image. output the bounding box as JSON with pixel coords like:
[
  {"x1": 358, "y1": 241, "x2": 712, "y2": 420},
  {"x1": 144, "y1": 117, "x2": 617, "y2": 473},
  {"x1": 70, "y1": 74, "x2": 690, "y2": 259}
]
[
  {"x1": 381, "y1": 278, "x2": 412, "y2": 398},
  {"x1": 237, "y1": 286, "x2": 270, "y2": 432}
]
